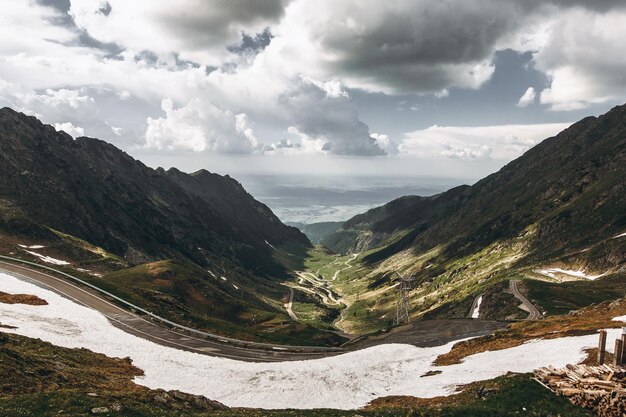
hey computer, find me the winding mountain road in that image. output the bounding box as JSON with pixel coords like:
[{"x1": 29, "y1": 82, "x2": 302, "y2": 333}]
[
  {"x1": 284, "y1": 287, "x2": 298, "y2": 320},
  {"x1": 509, "y1": 279, "x2": 541, "y2": 320},
  {"x1": 0, "y1": 258, "x2": 342, "y2": 362},
  {"x1": 0, "y1": 256, "x2": 510, "y2": 363},
  {"x1": 331, "y1": 253, "x2": 358, "y2": 281}
]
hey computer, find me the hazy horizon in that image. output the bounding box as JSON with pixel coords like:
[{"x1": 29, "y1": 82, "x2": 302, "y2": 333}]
[{"x1": 236, "y1": 174, "x2": 471, "y2": 223}]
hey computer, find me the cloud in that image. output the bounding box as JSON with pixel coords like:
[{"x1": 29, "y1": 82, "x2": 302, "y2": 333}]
[
  {"x1": 0, "y1": 79, "x2": 93, "y2": 124},
  {"x1": 399, "y1": 123, "x2": 571, "y2": 160},
  {"x1": 370, "y1": 133, "x2": 397, "y2": 154},
  {"x1": 533, "y1": 8, "x2": 626, "y2": 111},
  {"x1": 517, "y1": 87, "x2": 536, "y2": 107},
  {"x1": 145, "y1": 98, "x2": 259, "y2": 153},
  {"x1": 278, "y1": 81, "x2": 386, "y2": 156},
  {"x1": 265, "y1": 0, "x2": 520, "y2": 95},
  {"x1": 2, "y1": 0, "x2": 626, "y2": 165},
  {"x1": 69, "y1": 0, "x2": 292, "y2": 65},
  {"x1": 54, "y1": 122, "x2": 85, "y2": 138}
]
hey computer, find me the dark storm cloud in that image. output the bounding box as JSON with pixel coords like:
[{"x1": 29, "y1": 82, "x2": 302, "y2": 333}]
[
  {"x1": 542, "y1": 0, "x2": 626, "y2": 12},
  {"x1": 228, "y1": 28, "x2": 273, "y2": 54},
  {"x1": 37, "y1": 0, "x2": 70, "y2": 13},
  {"x1": 36, "y1": 0, "x2": 122, "y2": 56},
  {"x1": 308, "y1": 0, "x2": 626, "y2": 94},
  {"x1": 158, "y1": 0, "x2": 291, "y2": 49}
]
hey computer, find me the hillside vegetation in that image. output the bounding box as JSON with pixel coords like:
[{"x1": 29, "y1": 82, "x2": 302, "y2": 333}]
[{"x1": 317, "y1": 104, "x2": 626, "y2": 332}]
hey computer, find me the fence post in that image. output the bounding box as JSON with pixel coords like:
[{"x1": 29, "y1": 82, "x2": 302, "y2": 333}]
[
  {"x1": 621, "y1": 328, "x2": 626, "y2": 365},
  {"x1": 598, "y1": 330, "x2": 607, "y2": 365},
  {"x1": 614, "y1": 338, "x2": 624, "y2": 366}
]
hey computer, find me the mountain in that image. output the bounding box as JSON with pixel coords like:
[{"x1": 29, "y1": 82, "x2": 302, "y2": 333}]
[
  {"x1": 327, "y1": 104, "x2": 626, "y2": 267},
  {"x1": 0, "y1": 108, "x2": 346, "y2": 345},
  {"x1": 321, "y1": 187, "x2": 469, "y2": 254},
  {"x1": 322, "y1": 103, "x2": 626, "y2": 328},
  {"x1": 286, "y1": 221, "x2": 344, "y2": 245},
  {"x1": 0, "y1": 107, "x2": 307, "y2": 273}
]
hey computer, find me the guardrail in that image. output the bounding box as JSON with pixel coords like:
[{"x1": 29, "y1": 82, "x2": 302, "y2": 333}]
[{"x1": 0, "y1": 254, "x2": 344, "y2": 353}]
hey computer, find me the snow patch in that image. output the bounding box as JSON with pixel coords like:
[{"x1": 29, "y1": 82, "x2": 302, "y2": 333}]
[
  {"x1": 220, "y1": 276, "x2": 227, "y2": 281},
  {"x1": 22, "y1": 250, "x2": 70, "y2": 266},
  {"x1": 613, "y1": 232, "x2": 626, "y2": 239},
  {"x1": 537, "y1": 268, "x2": 606, "y2": 280},
  {"x1": 207, "y1": 270, "x2": 216, "y2": 278},
  {"x1": 471, "y1": 295, "x2": 482, "y2": 319},
  {"x1": 0, "y1": 272, "x2": 620, "y2": 410},
  {"x1": 232, "y1": 284, "x2": 239, "y2": 290},
  {"x1": 612, "y1": 315, "x2": 626, "y2": 323},
  {"x1": 19, "y1": 244, "x2": 45, "y2": 249}
]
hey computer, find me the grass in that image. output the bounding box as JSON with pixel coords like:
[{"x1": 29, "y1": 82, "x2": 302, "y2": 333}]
[
  {"x1": 90, "y1": 259, "x2": 343, "y2": 346},
  {"x1": 434, "y1": 295, "x2": 626, "y2": 366},
  {"x1": 525, "y1": 273, "x2": 626, "y2": 315}
]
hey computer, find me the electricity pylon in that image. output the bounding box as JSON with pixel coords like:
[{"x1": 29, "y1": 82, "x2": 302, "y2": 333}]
[{"x1": 395, "y1": 272, "x2": 415, "y2": 325}]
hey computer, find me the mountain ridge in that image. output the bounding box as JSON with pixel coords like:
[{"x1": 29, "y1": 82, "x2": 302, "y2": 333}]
[
  {"x1": 0, "y1": 106, "x2": 309, "y2": 275},
  {"x1": 325, "y1": 104, "x2": 626, "y2": 273}
]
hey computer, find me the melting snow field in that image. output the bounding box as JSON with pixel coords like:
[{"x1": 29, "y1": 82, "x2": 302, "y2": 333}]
[
  {"x1": 0, "y1": 271, "x2": 622, "y2": 410},
  {"x1": 471, "y1": 295, "x2": 482, "y2": 319},
  {"x1": 538, "y1": 267, "x2": 606, "y2": 280},
  {"x1": 20, "y1": 250, "x2": 70, "y2": 266}
]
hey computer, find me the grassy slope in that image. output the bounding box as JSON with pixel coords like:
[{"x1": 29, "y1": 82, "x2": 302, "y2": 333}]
[
  {"x1": 435, "y1": 294, "x2": 626, "y2": 366},
  {"x1": 525, "y1": 273, "x2": 626, "y2": 315},
  {"x1": 312, "y1": 106, "x2": 626, "y2": 332},
  {"x1": 83, "y1": 259, "x2": 343, "y2": 346},
  {"x1": 0, "y1": 332, "x2": 591, "y2": 417},
  {"x1": 1, "y1": 227, "x2": 343, "y2": 345}
]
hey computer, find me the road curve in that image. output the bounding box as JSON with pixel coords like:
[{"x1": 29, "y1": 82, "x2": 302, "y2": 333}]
[
  {"x1": 284, "y1": 287, "x2": 298, "y2": 320},
  {"x1": 0, "y1": 258, "x2": 342, "y2": 362},
  {"x1": 509, "y1": 279, "x2": 541, "y2": 320}
]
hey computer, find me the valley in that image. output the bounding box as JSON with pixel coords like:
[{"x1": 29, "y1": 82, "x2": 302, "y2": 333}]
[{"x1": 0, "y1": 104, "x2": 624, "y2": 416}]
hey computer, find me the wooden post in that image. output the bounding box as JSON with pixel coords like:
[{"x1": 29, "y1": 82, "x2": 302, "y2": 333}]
[
  {"x1": 621, "y1": 330, "x2": 626, "y2": 365},
  {"x1": 614, "y1": 338, "x2": 624, "y2": 366},
  {"x1": 598, "y1": 330, "x2": 607, "y2": 365}
]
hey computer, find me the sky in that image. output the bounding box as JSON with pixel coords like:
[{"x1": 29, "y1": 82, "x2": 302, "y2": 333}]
[{"x1": 1, "y1": 0, "x2": 626, "y2": 180}]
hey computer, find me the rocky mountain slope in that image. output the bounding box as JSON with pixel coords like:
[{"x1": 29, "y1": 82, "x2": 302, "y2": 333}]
[
  {"x1": 321, "y1": 104, "x2": 626, "y2": 331},
  {"x1": 0, "y1": 107, "x2": 345, "y2": 344},
  {"x1": 326, "y1": 104, "x2": 626, "y2": 270},
  {"x1": 0, "y1": 107, "x2": 307, "y2": 274}
]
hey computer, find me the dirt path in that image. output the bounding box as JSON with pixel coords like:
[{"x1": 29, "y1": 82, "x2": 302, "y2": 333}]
[
  {"x1": 509, "y1": 279, "x2": 541, "y2": 320},
  {"x1": 284, "y1": 288, "x2": 298, "y2": 321}
]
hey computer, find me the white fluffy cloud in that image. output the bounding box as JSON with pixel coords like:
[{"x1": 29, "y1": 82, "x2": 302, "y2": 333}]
[
  {"x1": 517, "y1": 87, "x2": 536, "y2": 107},
  {"x1": 145, "y1": 98, "x2": 258, "y2": 153},
  {"x1": 54, "y1": 122, "x2": 85, "y2": 138},
  {"x1": 0, "y1": 0, "x2": 625, "y2": 163},
  {"x1": 534, "y1": 8, "x2": 626, "y2": 111},
  {"x1": 399, "y1": 123, "x2": 571, "y2": 160}
]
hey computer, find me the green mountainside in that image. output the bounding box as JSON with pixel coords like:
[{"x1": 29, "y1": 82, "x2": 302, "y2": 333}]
[
  {"x1": 319, "y1": 103, "x2": 626, "y2": 332},
  {"x1": 287, "y1": 221, "x2": 344, "y2": 245}
]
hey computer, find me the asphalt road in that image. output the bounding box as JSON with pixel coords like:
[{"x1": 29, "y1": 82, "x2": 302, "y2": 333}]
[
  {"x1": 509, "y1": 279, "x2": 541, "y2": 320},
  {"x1": 0, "y1": 259, "x2": 509, "y2": 362},
  {"x1": 0, "y1": 260, "x2": 340, "y2": 362}
]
